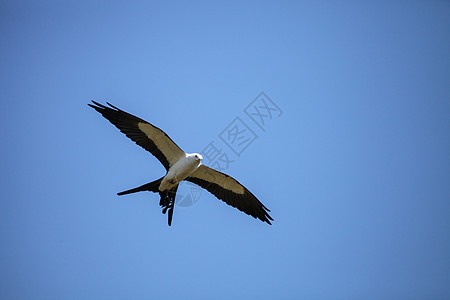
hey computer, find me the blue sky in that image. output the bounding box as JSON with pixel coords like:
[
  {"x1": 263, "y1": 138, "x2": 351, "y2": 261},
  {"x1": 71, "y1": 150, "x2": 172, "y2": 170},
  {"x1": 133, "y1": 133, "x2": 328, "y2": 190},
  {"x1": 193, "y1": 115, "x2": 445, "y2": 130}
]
[{"x1": 1, "y1": 1, "x2": 449, "y2": 299}]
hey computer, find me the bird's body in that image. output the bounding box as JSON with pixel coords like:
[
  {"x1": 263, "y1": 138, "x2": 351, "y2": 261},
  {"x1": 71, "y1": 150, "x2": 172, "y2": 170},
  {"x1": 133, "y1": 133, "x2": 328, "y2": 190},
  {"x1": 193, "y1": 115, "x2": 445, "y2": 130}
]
[
  {"x1": 159, "y1": 153, "x2": 202, "y2": 191},
  {"x1": 89, "y1": 101, "x2": 273, "y2": 226}
]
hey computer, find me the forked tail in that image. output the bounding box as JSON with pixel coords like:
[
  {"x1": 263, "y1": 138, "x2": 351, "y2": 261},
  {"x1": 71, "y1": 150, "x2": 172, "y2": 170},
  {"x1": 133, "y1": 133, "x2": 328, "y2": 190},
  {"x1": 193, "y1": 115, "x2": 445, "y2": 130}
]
[
  {"x1": 159, "y1": 185, "x2": 179, "y2": 226},
  {"x1": 117, "y1": 177, "x2": 179, "y2": 226},
  {"x1": 117, "y1": 178, "x2": 163, "y2": 195}
]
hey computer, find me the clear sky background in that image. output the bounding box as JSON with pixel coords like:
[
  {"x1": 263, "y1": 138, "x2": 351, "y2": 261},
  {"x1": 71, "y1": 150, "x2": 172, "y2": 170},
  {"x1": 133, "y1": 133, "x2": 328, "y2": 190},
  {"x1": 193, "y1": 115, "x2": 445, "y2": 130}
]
[{"x1": 1, "y1": 1, "x2": 449, "y2": 299}]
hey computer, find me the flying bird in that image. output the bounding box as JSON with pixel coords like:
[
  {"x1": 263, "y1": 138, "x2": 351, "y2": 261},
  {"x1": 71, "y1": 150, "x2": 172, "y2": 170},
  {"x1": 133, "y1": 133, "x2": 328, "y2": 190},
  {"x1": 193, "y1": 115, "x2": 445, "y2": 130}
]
[{"x1": 88, "y1": 101, "x2": 273, "y2": 226}]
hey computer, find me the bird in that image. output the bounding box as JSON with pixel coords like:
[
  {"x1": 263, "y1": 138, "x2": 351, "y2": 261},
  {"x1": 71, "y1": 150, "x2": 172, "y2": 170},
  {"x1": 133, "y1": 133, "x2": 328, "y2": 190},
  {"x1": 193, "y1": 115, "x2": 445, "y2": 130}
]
[{"x1": 88, "y1": 101, "x2": 273, "y2": 226}]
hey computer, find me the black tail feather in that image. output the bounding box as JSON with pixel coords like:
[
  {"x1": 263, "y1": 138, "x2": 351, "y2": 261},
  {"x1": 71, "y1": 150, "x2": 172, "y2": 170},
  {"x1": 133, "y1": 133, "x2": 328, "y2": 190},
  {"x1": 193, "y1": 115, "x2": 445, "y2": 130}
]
[
  {"x1": 117, "y1": 178, "x2": 163, "y2": 196},
  {"x1": 159, "y1": 186, "x2": 179, "y2": 226},
  {"x1": 118, "y1": 178, "x2": 179, "y2": 226}
]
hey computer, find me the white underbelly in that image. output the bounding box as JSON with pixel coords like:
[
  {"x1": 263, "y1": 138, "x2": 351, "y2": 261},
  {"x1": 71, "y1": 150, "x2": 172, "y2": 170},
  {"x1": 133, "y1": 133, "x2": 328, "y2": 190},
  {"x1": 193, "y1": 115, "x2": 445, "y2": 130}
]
[{"x1": 159, "y1": 156, "x2": 201, "y2": 191}]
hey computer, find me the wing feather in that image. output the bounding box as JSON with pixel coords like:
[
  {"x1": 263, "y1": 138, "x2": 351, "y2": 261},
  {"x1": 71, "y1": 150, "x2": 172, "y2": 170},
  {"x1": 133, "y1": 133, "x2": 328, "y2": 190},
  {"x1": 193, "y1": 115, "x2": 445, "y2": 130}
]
[
  {"x1": 186, "y1": 165, "x2": 273, "y2": 224},
  {"x1": 89, "y1": 101, "x2": 185, "y2": 170}
]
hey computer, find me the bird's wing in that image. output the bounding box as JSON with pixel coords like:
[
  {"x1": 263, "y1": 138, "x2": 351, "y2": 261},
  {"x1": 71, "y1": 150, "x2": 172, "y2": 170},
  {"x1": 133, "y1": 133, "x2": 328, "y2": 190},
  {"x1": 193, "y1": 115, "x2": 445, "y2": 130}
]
[
  {"x1": 186, "y1": 165, "x2": 273, "y2": 224},
  {"x1": 89, "y1": 101, "x2": 185, "y2": 170}
]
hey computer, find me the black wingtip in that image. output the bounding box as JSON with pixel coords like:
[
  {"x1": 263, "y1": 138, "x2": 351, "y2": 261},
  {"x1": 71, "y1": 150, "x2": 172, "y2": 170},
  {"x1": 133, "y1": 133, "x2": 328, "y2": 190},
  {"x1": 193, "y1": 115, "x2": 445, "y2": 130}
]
[
  {"x1": 88, "y1": 101, "x2": 120, "y2": 112},
  {"x1": 263, "y1": 212, "x2": 273, "y2": 225},
  {"x1": 88, "y1": 101, "x2": 105, "y2": 113},
  {"x1": 106, "y1": 102, "x2": 120, "y2": 110},
  {"x1": 89, "y1": 100, "x2": 103, "y2": 108}
]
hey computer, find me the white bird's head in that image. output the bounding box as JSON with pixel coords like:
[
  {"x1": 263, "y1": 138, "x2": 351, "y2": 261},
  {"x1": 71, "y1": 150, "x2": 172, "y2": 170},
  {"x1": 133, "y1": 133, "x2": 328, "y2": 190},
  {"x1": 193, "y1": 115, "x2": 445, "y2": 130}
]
[
  {"x1": 194, "y1": 153, "x2": 203, "y2": 161},
  {"x1": 190, "y1": 153, "x2": 203, "y2": 162}
]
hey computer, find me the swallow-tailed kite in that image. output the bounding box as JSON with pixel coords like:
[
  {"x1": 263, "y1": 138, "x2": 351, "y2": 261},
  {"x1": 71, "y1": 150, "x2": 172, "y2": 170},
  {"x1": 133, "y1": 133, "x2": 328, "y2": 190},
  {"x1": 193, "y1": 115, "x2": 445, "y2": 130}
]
[{"x1": 89, "y1": 101, "x2": 273, "y2": 226}]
